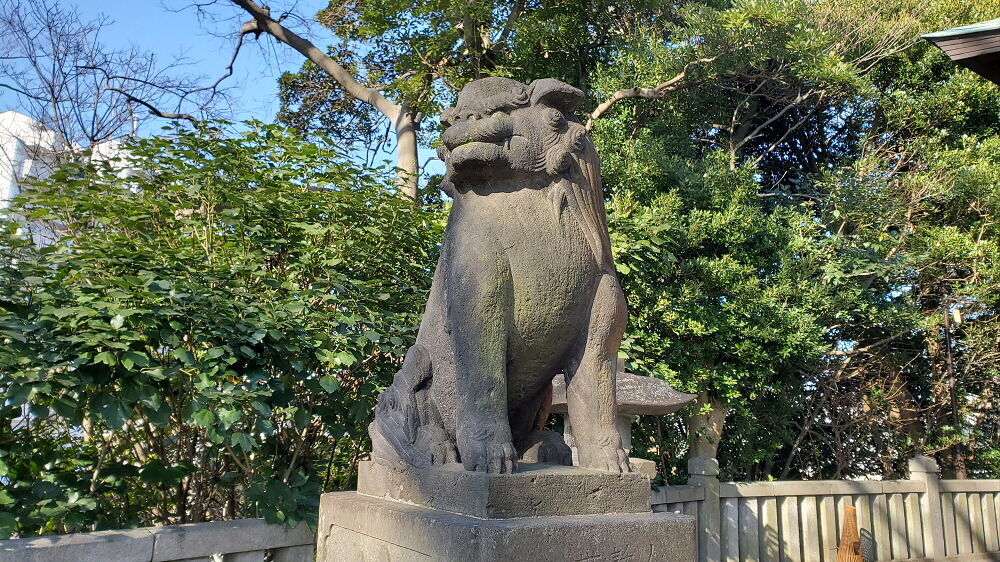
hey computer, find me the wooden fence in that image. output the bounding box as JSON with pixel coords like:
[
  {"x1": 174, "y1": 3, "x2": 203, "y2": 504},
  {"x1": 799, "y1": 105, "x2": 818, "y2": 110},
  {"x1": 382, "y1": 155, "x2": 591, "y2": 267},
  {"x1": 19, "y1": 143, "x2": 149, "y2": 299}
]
[{"x1": 652, "y1": 455, "x2": 1000, "y2": 562}]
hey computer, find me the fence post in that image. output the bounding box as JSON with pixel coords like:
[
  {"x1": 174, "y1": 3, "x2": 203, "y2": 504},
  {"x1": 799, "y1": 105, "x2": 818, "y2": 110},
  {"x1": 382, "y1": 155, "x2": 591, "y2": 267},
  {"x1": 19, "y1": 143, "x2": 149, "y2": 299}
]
[
  {"x1": 909, "y1": 455, "x2": 944, "y2": 559},
  {"x1": 688, "y1": 455, "x2": 721, "y2": 562}
]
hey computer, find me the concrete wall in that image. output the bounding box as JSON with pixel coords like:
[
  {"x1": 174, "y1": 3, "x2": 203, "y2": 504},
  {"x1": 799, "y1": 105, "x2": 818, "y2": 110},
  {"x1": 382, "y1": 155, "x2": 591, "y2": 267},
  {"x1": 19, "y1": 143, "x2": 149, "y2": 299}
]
[{"x1": 0, "y1": 518, "x2": 314, "y2": 562}]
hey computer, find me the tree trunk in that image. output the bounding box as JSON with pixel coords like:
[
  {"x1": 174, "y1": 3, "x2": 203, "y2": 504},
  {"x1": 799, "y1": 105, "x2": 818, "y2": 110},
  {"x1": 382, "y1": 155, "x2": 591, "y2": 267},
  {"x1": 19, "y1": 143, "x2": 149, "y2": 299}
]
[
  {"x1": 233, "y1": 0, "x2": 420, "y2": 201},
  {"x1": 687, "y1": 392, "x2": 729, "y2": 459},
  {"x1": 942, "y1": 291, "x2": 968, "y2": 479},
  {"x1": 395, "y1": 108, "x2": 419, "y2": 201}
]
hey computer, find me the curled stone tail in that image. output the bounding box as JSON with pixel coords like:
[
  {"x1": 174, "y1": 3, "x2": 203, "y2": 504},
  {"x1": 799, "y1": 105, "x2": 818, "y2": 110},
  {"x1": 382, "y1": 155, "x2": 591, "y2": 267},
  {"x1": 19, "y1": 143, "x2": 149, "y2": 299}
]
[{"x1": 369, "y1": 345, "x2": 454, "y2": 467}]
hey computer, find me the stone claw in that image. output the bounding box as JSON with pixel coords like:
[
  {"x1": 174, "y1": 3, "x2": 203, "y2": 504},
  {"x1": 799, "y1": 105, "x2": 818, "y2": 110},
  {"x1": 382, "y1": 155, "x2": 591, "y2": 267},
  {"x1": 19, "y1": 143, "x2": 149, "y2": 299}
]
[
  {"x1": 431, "y1": 441, "x2": 459, "y2": 465},
  {"x1": 459, "y1": 432, "x2": 518, "y2": 473},
  {"x1": 577, "y1": 433, "x2": 631, "y2": 473}
]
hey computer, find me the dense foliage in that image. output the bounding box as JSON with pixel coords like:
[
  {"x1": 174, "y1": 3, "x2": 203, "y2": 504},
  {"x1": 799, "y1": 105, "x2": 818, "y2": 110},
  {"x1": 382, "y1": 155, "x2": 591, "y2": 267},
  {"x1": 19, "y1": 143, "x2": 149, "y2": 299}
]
[
  {"x1": 4, "y1": 0, "x2": 1000, "y2": 537},
  {"x1": 0, "y1": 123, "x2": 442, "y2": 536},
  {"x1": 276, "y1": 0, "x2": 1000, "y2": 482}
]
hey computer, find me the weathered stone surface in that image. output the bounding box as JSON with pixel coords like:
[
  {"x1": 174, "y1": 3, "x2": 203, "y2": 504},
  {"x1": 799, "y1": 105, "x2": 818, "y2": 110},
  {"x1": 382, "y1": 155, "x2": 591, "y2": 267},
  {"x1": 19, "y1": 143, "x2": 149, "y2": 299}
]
[
  {"x1": 629, "y1": 457, "x2": 658, "y2": 479},
  {"x1": 357, "y1": 460, "x2": 650, "y2": 519},
  {"x1": 0, "y1": 519, "x2": 314, "y2": 562},
  {"x1": 0, "y1": 528, "x2": 154, "y2": 562},
  {"x1": 370, "y1": 76, "x2": 632, "y2": 474},
  {"x1": 316, "y1": 492, "x2": 696, "y2": 562},
  {"x1": 149, "y1": 519, "x2": 313, "y2": 561},
  {"x1": 551, "y1": 370, "x2": 696, "y2": 416}
]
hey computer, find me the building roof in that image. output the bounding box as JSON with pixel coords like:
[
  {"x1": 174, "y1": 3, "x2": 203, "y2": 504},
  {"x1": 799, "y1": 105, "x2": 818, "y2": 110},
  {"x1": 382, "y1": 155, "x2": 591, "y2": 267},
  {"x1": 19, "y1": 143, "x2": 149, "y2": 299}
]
[
  {"x1": 923, "y1": 19, "x2": 1000, "y2": 40},
  {"x1": 924, "y1": 19, "x2": 1000, "y2": 85}
]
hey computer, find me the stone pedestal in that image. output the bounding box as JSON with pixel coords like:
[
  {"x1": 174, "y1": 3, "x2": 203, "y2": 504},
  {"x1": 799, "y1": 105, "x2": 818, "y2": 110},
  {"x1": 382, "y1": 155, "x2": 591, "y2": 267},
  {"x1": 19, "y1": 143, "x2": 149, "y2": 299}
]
[{"x1": 316, "y1": 462, "x2": 696, "y2": 562}]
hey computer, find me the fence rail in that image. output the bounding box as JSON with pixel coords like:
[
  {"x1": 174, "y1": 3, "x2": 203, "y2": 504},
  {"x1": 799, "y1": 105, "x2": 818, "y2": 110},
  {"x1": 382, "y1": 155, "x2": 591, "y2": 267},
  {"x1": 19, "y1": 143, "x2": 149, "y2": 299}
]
[
  {"x1": 0, "y1": 518, "x2": 314, "y2": 562},
  {"x1": 653, "y1": 455, "x2": 1000, "y2": 562}
]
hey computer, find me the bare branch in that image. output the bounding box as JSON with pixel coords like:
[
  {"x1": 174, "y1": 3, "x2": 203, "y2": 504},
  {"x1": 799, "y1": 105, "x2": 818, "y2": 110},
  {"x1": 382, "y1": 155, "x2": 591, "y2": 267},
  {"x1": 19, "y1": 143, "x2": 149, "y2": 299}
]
[
  {"x1": 79, "y1": 65, "x2": 197, "y2": 122},
  {"x1": 0, "y1": 80, "x2": 49, "y2": 101},
  {"x1": 732, "y1": 88, "x2": 815, "y2": 152},
  {"x1": 106, "y1": 87, "x2": 196, "y2": 122},
  {"x1": 827, "y1": 331, "x2": 910, "y2": 357},
  {"x1": 0, "y1": 0, "x2": 221, "y2": 153}
]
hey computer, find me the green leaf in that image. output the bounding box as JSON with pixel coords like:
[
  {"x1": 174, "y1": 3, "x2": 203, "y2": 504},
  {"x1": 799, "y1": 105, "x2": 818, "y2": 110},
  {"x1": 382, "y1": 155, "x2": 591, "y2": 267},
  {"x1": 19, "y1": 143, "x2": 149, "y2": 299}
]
[
  {"x1": 173, "y1": 349, "x2": 195, "y2": 365},
  {"x1": 319, "y1": 375, "x2": 341, "y2": 393},
  {"x1": 122, "y1": 351, "x2": 149, "y2": 368},
  {"x1": 251, "y1": 401, "x2": 272, "y2": 417},
  {"x1": 293, "y1": 406, "x2": 310, "y2": 429},
  {"x1": 0, "y1": 511, "x2": 16, "y2": 538},
  {"x1": 94, "y1": 351, "x2": 117, "y2": 366},
  {"x1": 51, "y1": 396, "x2": 81, "y2": 424},
  {"x1": 217, "y1": 408, "x2": 242, "y2": 429},
  {"x1": 142, "y1": 398, "x2": 171, "y2": 427},
  {"x1": 231, "y1": 432, "x2": 254, "y2": 452},
  {"x1": 334, "y1": 351, "x2": 357, "y2": 366},
  {"x1": 93, "y1": 394, "x2": 129, "y2": 429},
  {"x1": 191, "y1": 408, "x2": 215, "y2": 428}
]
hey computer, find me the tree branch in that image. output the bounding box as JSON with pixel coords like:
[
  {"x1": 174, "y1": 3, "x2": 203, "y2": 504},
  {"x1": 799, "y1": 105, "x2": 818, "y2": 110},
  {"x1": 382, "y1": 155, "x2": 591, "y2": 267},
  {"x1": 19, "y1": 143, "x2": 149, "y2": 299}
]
[
  {"x1": 232, "y1": 0, "x2": 401, "y2": 121},
  {"x1": 496, "y1": 0, "x2": 525, "y2": 46},
  {"x1": 107, "y1": 87, "x2": 196, "y2": 122},
  {"x1": 79, "y1": 65, "x2": 198, "y2": 122},
  {"x1": 0, "y1": 81, "x2": 50, "y2": 102},
  {"x1": 732, "y1": 88, "x2": 815, "y2": 152},
  {"x1": 827, "y1": 331, "x2": 909, "y2": 356},
  {"x1": 586, "y1": 55, "x2": 719, "y2": 130}
]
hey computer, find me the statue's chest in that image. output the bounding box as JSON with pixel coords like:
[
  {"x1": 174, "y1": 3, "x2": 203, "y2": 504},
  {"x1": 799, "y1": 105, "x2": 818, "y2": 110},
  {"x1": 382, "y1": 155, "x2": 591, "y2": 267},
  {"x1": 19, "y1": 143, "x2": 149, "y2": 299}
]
[{"x1": 452, "y1": 188, "x2": 598, "y2": 306}]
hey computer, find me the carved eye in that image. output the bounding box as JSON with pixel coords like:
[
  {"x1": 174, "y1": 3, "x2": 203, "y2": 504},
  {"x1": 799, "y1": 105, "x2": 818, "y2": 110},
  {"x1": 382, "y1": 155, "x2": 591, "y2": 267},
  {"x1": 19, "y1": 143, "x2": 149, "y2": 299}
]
[{"x1": 547, "y1": 108, "x2": 564, "y2": 129}]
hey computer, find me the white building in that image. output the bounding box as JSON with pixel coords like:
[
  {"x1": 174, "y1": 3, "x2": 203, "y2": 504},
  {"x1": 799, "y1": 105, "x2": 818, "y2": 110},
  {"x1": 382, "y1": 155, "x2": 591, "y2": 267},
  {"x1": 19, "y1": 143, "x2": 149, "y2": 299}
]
[
  {"x1": 0, "y1": 110, "x2": 62, "y2": 209},
  {"x1": 0, "y1": 111, "x2": 134, "y2": 244}
]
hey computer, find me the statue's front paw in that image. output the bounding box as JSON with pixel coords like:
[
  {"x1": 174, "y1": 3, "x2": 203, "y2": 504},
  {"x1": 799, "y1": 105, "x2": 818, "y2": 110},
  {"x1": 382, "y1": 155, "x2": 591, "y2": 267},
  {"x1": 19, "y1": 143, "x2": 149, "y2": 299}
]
[
  {"x1": 577, "y1": 434, "x2": 631, "y2": 473},
  {"x1": 458, "y1": 431, "x2": 518, "y2": 474}
]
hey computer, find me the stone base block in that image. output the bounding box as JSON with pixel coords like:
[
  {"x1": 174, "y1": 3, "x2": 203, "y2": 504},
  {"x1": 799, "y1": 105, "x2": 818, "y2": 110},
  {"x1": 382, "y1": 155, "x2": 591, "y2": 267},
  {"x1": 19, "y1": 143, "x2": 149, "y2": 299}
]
[
  {"x1": 629, "y1": 457, "x2": 658, "y2": 479},
  {"x1": 316, "y1": 492, "x2": 695, "y2": 562},
  {"x1": 357, "y1": 460, "x2": 650, "y2": 518}
]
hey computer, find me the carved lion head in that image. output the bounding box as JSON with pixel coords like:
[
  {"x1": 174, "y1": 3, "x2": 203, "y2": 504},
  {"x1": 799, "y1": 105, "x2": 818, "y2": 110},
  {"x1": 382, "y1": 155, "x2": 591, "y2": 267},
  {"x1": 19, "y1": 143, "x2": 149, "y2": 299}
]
[{"x1": 438, "y1": 77, "x2": 592, "y2": 192}]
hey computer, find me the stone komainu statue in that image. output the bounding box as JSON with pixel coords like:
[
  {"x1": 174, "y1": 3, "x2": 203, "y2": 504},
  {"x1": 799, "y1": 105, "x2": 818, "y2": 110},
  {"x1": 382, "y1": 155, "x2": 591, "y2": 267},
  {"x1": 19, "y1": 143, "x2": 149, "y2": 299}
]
[{"x1": 369, "y1": 77, "x2": 630, "y2": 474}]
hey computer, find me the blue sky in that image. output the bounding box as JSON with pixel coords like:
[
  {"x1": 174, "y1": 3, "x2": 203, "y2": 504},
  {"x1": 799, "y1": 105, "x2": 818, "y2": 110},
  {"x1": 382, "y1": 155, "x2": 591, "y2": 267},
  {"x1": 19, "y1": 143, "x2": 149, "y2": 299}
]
[
  {"x1": 76, "y1": 0, "x2": 330, "y2": 123},
  {"x1": 3, "y1": 1, "x2": 439, "y2": 178}
]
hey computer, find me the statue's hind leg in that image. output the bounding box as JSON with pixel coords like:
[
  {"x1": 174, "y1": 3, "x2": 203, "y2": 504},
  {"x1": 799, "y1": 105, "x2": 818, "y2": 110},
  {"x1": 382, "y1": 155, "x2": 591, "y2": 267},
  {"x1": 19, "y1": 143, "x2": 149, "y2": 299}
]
[{"x1": 564, "y1": 273, "x2": 631, "y2": 472}]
